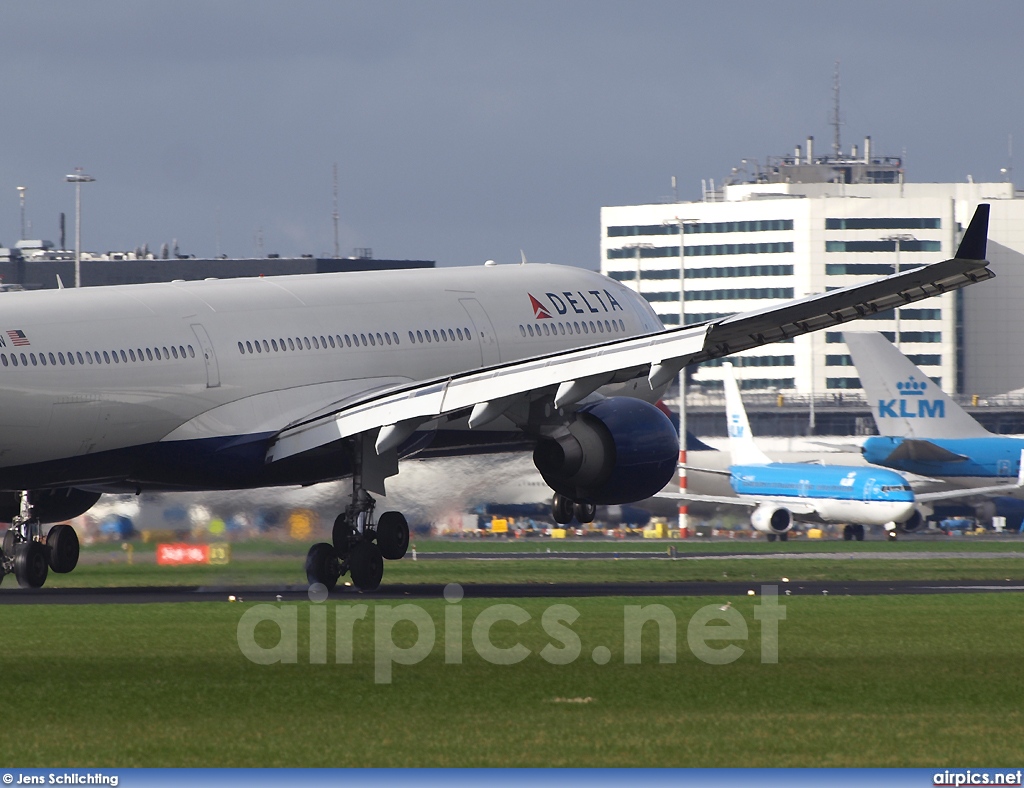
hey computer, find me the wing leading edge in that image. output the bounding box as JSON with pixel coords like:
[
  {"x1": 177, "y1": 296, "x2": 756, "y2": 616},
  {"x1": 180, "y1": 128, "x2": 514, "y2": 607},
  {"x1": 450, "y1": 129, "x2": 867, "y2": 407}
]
[{"x1": 267, "y1": 205, "x2": 995, "y2": 465}]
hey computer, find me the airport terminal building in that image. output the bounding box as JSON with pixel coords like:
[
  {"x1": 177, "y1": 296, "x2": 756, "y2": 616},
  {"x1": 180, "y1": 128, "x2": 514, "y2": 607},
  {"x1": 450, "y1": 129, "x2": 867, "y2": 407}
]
[{"x1": 601, "y1": 136, "x2": 1024, "y2": 398}]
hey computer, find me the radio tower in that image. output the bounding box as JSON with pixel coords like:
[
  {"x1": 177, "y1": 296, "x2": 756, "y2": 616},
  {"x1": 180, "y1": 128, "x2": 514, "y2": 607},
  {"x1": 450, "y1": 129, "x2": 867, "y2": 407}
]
[
  {"x1": 332, "y1": 163, "x2": 340, "y2": 258},
  {"x1": 830, "y1": 60, "x2": 843, "y2": 157}
]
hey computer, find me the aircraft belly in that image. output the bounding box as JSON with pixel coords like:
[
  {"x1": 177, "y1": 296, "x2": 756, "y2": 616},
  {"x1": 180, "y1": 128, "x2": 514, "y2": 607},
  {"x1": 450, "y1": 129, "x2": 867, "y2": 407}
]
[{"x1": 815, "y1": 499, "x2": 914, "y2": 525}]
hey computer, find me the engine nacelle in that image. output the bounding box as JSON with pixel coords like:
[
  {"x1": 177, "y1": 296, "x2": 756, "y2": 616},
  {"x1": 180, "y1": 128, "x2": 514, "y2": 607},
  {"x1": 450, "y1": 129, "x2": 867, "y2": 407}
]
[
  {"x1": 533, "y1": 397, "x2": 677, "y2": 505},
  {"x1": 899, "y1": 508, "x2": 926, "y2": 533},
  {"x1": 750, "y1": 503, "x2": 792, "y2": 534},
  {"x1": 0, "y1": 488, "x2": 102, "y2": 524}
]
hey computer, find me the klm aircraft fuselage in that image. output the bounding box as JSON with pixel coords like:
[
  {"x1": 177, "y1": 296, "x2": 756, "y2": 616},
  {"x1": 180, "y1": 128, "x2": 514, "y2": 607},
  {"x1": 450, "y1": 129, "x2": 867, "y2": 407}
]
[{"x1": 730, "y1": 462, "x2": 915, "y2": 525}]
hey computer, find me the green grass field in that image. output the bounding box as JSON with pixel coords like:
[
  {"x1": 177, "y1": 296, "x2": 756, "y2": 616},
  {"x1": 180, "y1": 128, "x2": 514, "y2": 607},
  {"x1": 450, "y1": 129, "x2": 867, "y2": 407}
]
[{"x1": 2, "y1": 593, "x2": 1023, "y2": 766}]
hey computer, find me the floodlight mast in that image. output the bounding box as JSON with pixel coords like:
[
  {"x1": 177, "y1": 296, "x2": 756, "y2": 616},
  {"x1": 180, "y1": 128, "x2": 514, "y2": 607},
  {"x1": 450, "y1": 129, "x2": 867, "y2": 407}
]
[{"x1": 65, "y1": 169, "x2": 95, "y2": 288}]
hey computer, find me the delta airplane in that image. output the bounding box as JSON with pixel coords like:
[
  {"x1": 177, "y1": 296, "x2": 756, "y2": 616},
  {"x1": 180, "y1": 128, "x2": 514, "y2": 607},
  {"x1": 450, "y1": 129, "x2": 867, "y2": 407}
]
[
  {"x1": 847, "y1": 330, "x2": 1024, "y2": 494},
  {"x1": 0, "y1": 205, "x2": 998, "y2": 588},
  {"x1": 658, "y1": 360, "x2": 1023, "y2": 540}
]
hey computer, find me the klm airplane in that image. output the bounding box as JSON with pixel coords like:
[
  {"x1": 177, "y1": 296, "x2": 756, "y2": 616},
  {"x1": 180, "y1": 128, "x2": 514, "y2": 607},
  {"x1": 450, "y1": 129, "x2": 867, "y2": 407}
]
[
  {"x1": 660, "y1": 362, "x2": 1022, "y2": 540},
  {"x1": 847, "y1": 331, "x2": 1024, "y2": 487}
]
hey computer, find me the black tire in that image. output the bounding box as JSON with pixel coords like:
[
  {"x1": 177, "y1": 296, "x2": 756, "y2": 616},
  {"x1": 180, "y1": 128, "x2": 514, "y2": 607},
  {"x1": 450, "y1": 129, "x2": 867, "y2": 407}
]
[
  {"x1": 766, "y1": 533, "x2": 777, "y2": 542},
  {"x1": 552, "y1": 493, "x2": 574, "y2": 525},
  {"x1": 843, "y1": 525, "x2": 853, "y2": 541},
  {"x1": 305, "y1": 542, "x2": 341, "y2": 591},
  {"x1": 332, "y1": 513, "x2": 355, "y2": 558},
  {"x1": 47, "y1": 524, "x2": 80, "y2": 573},
  {"x1": 15, "y1": 542, "x2": 48, "y2": 589},
  {"x1": 854, "y1": 524, "x2": 865, "y2": 541},
  {"x1": 2, "y1": 527, "x2": 13, "y2": 558},
  {"x1": 573, "y1": 500, "x2": 597, "y2": 524},
  {"x1": 779, "y1": 531, "x2": 789, "y2": 542},
  {"x1": 349, "y1": 541, "x2": 384, "y2": 591},
  {"x1": 376, "y1": 511, "x2": 409, "y2": 560}
]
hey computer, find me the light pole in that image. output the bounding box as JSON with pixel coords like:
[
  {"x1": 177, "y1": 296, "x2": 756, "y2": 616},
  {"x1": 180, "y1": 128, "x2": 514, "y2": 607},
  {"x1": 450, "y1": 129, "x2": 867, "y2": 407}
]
[
  {"x1": 16, "y1": 186, "x2": 26, "y2": 240},
  {"x1": 621, "y1": 243, "x2": 652, "y2": 293},
  {"x1": 66, "y1": 169, "x2": 95, "y2": 288},
  {"x1": 670, "y1": 218, "x2": 698, "y2": 536},
  {"x1": 883, "y1": 234, "x2": 916, "y2": 350}
]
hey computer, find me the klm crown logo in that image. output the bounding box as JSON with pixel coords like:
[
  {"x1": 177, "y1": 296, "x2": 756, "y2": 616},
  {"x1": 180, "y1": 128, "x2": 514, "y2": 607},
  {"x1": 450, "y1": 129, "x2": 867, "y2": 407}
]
[
  {"x1": 895, "y1": 376, "x2": 927, "y2": 396},
  {"x1": 879, "y1": 375, "x2": 944, "y2": 419}
]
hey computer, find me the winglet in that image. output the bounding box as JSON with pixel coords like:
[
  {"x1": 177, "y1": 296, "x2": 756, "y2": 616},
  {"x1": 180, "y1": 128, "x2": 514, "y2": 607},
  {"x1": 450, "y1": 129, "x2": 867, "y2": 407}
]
[{"x1": 955, "y1": 204, "x2": 990, "y2": 261}]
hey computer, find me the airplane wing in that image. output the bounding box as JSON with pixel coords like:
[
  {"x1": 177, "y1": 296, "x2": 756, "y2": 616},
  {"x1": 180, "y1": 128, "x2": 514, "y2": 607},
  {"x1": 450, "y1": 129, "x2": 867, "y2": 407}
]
[
  {"x1": 267, "y1": 205, "x2": 995, "y2": 468},
  {"x1": 882, "y1": 439, "x2": 970, "y2": 463},
  {"x1": 914, "y1": 450, "x2": 1024, "y2": 502},
  {"x1": 655, "y1": 490, "x2": 818, "y2": 515}
]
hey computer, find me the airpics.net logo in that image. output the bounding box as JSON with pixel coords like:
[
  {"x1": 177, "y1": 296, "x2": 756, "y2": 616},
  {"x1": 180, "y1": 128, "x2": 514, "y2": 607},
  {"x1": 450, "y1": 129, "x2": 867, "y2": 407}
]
[{"x1": 236, "y1": 583, "x2": 787, "y2": 684}]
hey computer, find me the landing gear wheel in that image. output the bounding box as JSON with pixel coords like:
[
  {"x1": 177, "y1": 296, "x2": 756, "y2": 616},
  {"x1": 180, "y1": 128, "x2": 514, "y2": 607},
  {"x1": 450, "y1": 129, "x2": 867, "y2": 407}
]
[
  {"x1": 376, "y1": 511, "x2": 409, "y2": 560},
  {"x1": 766, "y1": 533, "x2": 777, "y2": 542},
  {"x1": 349, "y1": 542, "x2": 384, "y2": 591},
  {"x1": 46, "y1": 524, "x2": 79, "y2": 573},
  {"x1": 332, "y1": 514, "x2": 355, "y2": 558},
  {"x1": 854, "y1": 524, "x2": 865, "y2": 542},
  {"x1": 779, "y1": 532, "x2": 789, "y2": 542},
  {"x1": 887, "y1": 528, "x2": 898, "y2": 541},
  {"x1": 843, "y1": 525, "x2": 853, "y2": 541},
  {"x1": 305, "y1": 542, "x2": 342, "y2": 591},
  {"x1": 2, "y1": 528, "x2": 13, "y2": 558},
  {"x1": 573, "y1": 500, "x2": 597, "y2": 524},
  {"x1": 552, "y1": 493, "x2": 574, "y2": 525},
  {"x1": 14, "y1": 542, "x2": 48, "y2": 588}
]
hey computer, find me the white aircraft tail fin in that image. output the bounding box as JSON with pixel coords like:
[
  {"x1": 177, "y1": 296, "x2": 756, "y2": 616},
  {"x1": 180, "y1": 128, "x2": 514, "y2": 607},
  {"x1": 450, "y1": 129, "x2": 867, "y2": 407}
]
[
  {"x1": 722, "y1": 362, "x2": 773, "y2": 465},
  {"x1": 844, "y1": 331, "x2": 989, "y2": 439}
]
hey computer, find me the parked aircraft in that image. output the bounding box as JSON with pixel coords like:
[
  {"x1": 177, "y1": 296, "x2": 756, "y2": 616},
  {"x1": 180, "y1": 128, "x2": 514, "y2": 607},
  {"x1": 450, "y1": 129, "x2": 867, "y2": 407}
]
[
  {"x1": 659, "y1": 361, "x2": 1024, "y2": 540},
  {"x1": 0, "y1": 205, "x2": 997, "y2": 586},
  {"x1": 847, "y1": 330, "x2": 1024, "y2": 489}
]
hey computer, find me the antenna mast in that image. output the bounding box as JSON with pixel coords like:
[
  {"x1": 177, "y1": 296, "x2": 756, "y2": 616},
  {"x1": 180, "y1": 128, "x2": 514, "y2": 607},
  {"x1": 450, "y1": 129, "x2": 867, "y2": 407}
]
[
  {"x1": 830, "y1": 60, "x2": 843, "y2": 157},
  {"x1": 332, "y1": 162, "x2": 340, "y2": 258}
]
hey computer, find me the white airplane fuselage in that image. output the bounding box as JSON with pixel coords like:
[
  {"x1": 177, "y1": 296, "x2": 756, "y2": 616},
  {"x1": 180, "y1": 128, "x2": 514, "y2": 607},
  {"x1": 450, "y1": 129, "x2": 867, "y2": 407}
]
[{"x1": 0, "y1": 264, "x2": 664, "y2": 493}]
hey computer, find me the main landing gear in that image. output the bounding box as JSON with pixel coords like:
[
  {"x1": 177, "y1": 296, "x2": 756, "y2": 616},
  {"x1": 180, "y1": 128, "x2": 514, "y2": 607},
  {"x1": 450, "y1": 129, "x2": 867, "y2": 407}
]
[
  {"x1": 0, "y1": 492, "x2": 80, "y2": 589},
  {"x1": 842, "y1": 524, "x2": 866, "y2": 541},
  {"x1": 305, "y1": 446, "x2": 410, "y2": 593},
  {"x1": 551, "y1": 492, "x2": 596, "y2": 525}
]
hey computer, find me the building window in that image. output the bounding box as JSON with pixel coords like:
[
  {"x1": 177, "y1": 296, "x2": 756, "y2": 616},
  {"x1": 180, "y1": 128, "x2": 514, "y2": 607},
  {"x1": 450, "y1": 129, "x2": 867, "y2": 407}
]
[
  {"x1": 827, "y1": 377, "x2": 862, "y2": 389},
  {"x1": 825, "y1": 217, "x2": 940, "y2": 230},
  {"x1": 685, "y1": 288, "x2": 794, "y2": 301},
  {"x1": 825, "y1": 355, "x2": 854, "y2": 366},
  {"x1": 825, "y1": 240, "x2": 941, "y2": 253}
]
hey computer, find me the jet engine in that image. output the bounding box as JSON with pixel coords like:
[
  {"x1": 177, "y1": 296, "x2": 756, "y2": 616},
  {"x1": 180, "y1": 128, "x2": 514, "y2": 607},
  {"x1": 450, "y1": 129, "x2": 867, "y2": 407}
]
[
  {"x1": 0, "y1": 488, "x2": 102, "y2": 524},
  {"x1": 898, "y1": 508, "x2": 926, "y2": 533},
  {"x1": 533, "y1": 397, "x2": 677, "y2": 505},
  {"x1": 750, "y1": 503, "x2": 792, "y2": 534}
]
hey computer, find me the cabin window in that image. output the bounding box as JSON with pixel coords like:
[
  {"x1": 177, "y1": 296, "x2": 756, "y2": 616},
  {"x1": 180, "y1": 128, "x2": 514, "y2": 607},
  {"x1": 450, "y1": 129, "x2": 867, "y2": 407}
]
[
  {"x1": 262, "y1": 340, "x2": 269, "y2": 353},
  {"x1": 328, "y1": 335, "x2": 335, "y2": 349},
  {"x1": 245, "y1": 341, "x2": 252, "y2": 354},
  {"x1": 304, "y1": 337, "x2": 311, "y2": 350},
  {"x1": 129, "y1": 349, "x2": 136, "y2": 362},
  {"x1": 58, "y1": 353, "x2": 66, "y2": 365},
  {"x1": 10, "y1": 354, "x2": 17, "y2": 367},
  {"x1": 384, "y1": 333, "x2": 392, "y2": 346},
  {"x1": 393, "y1": 332, "x2": 400, "y2": 345},
  {"x1": 76, "y1": 352, "x2": 84, "y2": 364},
  {"x1": 171, "y1": 346, "x2": 178, "y2": 359},
  {"x1": 39, "y1": 354, "x2": 47, "y2": 366},
  {"x1": 312, "y1": 336, "x2": 320, "y2": 349},
  {"x1": 255, "y1": 341, "x2": 262, "y2": 354},
  {"x1": 188, "y1": 345, "x2": 195, "y2": 358},
  {"x1": 0, "y1": 355, "x2": 7, "y2": 367},
  {"x1": 416, "y1": 331, "x2": 423, "y2": 343},
  {"x1": 376, "y1": 333, "x2": 383, "y2": 346}
]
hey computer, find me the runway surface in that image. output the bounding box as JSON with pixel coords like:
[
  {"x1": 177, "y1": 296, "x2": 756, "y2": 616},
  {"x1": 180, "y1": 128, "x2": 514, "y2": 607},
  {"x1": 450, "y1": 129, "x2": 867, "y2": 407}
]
[
  {"x1": 417, "y1": 550, "x2": 1023, "y2": 561},
  {"x1": 2, "y1": 578, "x2": 1024, "y2": 604}
]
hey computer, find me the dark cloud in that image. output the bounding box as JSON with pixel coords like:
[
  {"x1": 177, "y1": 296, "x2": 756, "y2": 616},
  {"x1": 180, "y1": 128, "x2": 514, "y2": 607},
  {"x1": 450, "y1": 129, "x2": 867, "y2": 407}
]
[{"x1": 1, "y1": 1, "x2": 1021, "y2": 267}]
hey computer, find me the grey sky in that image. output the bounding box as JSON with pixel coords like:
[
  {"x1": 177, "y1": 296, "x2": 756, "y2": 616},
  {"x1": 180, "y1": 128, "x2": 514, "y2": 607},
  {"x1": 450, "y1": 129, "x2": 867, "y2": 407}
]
[{"x1": 3, "y1": 1, "x2": 1021, "y2": 268}]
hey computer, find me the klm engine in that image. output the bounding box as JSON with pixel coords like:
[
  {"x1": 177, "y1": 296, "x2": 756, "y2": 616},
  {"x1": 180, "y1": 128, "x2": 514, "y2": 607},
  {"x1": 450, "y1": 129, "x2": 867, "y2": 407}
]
[
  {"x1": 899, "y1": 508, "x2": 926, "y2": 533},
  {"x1": 750, "y1": 503, "x2": 792, "y2": 534},
  {"x1": 532, "y1": 397, "x2": 677, "y2": 505}
]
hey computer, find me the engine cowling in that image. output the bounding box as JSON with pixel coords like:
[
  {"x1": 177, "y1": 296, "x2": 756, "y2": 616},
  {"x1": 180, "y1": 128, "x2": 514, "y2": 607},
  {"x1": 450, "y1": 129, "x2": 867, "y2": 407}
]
[
  {"x1": 750, "y1": 503, "x2": 792, "y2": 534},
  {"x1": 899, "y1": 508, "x2": 926, "y2": 533},
  {"x1": 532, "y1": 397, "x2": 678, "y2": 505},
  {"x1": 0, "y1": 488, "x2": 102, "y2": 524}
]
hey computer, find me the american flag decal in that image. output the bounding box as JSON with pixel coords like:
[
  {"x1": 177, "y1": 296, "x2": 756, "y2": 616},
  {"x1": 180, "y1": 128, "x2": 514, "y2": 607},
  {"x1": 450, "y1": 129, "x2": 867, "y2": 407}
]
[{"x1": 6, "y1": 330, "x2": 29, "y2": 346}]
